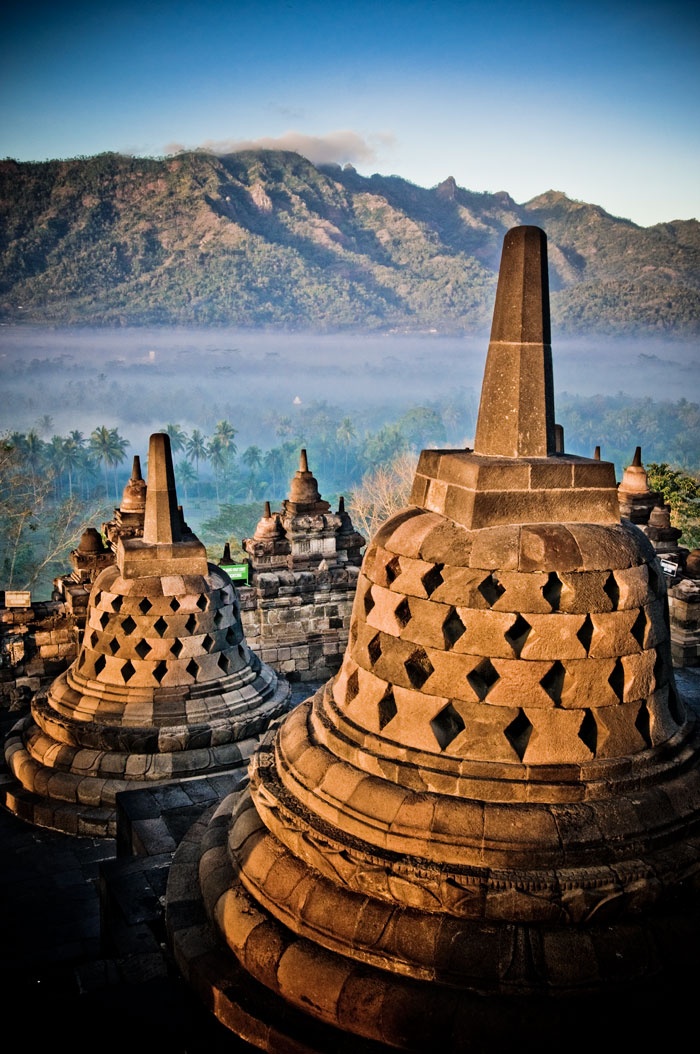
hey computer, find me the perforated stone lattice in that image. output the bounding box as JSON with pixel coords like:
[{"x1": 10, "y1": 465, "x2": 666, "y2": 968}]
[{"x1": 340, "y1": 530, "x2": 676, "y2": 763}]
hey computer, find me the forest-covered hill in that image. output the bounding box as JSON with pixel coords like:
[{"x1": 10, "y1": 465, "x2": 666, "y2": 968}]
[{"x1": 0, "y1": 149, "x2": 698, "y2": 335}]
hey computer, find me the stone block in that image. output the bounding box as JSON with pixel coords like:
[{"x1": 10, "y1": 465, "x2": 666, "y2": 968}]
[
  {"x1": 522, "y1": 709, "x2": 594, "y2": 765},
  {"x1": 519, "y1": 613, "x2": 589, "y2": 661}
]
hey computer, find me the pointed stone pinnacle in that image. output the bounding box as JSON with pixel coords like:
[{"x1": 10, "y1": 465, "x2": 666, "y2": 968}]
[
  {"x1": 142, "y1": 433, "x2": 182, "y2": 545},
  {"x1": 300, "y1": 449, "x2": 309, "y2": 472},
  {"x1": 130, "y1": 455, "x2": 143, "y2": 481},
  {"x1": 473, "y1": 226, "x2": 556, "y2": 458},
  {"x1": 264, "y1": 501, "x2": 272, "y2": 518},
  {"x1": 632, "y1": 446, "x2": 643, "y2": 467}
]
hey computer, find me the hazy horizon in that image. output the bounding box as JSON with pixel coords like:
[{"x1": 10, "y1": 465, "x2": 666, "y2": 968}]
[{"x1": 1, "y1": 325, "x2": 697, "y2": 462}]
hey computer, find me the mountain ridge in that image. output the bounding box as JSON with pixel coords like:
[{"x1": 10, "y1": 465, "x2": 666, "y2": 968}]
[{"x1": 0, "y1": 149, "x2": 697, "y2": 335}]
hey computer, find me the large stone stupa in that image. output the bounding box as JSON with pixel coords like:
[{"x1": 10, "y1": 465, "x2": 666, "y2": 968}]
[
  {"x1": 165, "y1": 227, "x2": 700, "y2": 1051},
  {"x1": 2, "y1": 433, "x2": 290, "y2": 837}
]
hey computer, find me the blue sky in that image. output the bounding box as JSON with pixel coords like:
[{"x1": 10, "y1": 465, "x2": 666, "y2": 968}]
[{"x1": 2, "y1": 0, "x2": 698, "y2": 227}]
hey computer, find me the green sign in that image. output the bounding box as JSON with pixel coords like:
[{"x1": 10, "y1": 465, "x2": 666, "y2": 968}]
[{"x1": 221, "y1": 563, "x2": 250, "y2": 584}]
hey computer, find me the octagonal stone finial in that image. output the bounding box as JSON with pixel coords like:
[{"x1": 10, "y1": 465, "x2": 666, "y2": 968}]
[{"x1": 474, "y1": 225, "x2": 556, "y2": 458}]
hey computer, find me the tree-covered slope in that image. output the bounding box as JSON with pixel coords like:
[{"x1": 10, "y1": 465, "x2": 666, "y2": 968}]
[{"x1": 0, "y1": 150, "x2": 697, "y2": 334}]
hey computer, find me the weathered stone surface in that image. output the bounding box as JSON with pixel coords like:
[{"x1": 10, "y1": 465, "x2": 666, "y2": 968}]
[
  {"x1": 1, "y1": 433, "x2": 290, "y2": 836},
  {"x1": 165, "y1": 226, "x2": 700, "y2": 1050}
]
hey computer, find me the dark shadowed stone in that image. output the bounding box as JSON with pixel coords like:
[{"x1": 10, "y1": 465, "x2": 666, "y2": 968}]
[{"x1": 518, "y1": 525, "x2": 582, "y2": 572}]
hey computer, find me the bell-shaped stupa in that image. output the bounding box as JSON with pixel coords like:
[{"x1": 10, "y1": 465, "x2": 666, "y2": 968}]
[
  {"x1": 2, "y1": 433, "x2": 290, "y2": 836},
  {"x1": 165, "y1": 228, "x2": 700, "y2": 1051}
]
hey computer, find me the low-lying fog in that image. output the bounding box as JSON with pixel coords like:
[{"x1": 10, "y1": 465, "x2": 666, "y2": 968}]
[{"x1": 0, "y1": 325, "x2": 698, "y2": 455}]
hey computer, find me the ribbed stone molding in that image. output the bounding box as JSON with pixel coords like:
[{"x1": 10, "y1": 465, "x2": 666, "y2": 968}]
[
  {"x1": 165, "y1": 229, "x2": 700, "y2": 1051},
  {"x1": 2, "y1": 433, "x2": 291, "y2": 836}
]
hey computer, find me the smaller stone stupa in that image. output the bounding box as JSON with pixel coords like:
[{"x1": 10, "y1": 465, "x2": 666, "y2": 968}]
[
  {"x1": 2, "y1": 433, "x2": 290, "y2": 836},
  {"x1": 243, "y1": 450, "x2": 364, "y2": 573}
]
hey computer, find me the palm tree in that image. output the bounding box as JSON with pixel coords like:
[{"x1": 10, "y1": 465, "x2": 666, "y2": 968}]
[
  {"x1": 242, "y1": 445, "x2": 263, "y2": 474},
  {"x1": 23, "y1": 430, "x2": 45, "y2": 500},
  {"x1": 207, "y1": 435, "x2": 228, "y2": 502},
  {"x1": 213, "y1": 419, "x2": 238, "y2": 456},
  {"x1": 185, "y1": 428, "x2": 208, "y2": 493},
  {"x1": 336, "y1": 417, "x2": 356, "y2": 477},
  {"x1": 90, "y1": 426, "x2": 130, "y2": 501},
  {"x1": 162, "y1": 423, "x2": 188, "y2": 459},
  {"x1": 263, "y1": 447, "x2": 286, "y2": 497},
  {"x1": 60, "y1": 435, "x2": 84, "y2": 499},
  {"x1": 175, "y1": 459, "x2": 197, "y2": 502}
]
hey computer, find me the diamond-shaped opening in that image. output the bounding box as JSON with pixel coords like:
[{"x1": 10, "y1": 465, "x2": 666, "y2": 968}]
[
  {"x1": 217, "y1": 653, "x2": 230, "y2": 673},
  {"x1": 226, "y1": 627, "x2": 237, "y2": 645},
  {"x1": 603, "y1": 573, "x2": 620, "y2": 609},
  {"x1": 237, "y1": 644, "x2": 247, "y2": 661},
  {"x1": 196, "y1": 595, "x2": 208, "y2": 611},
  {"x1": 635, "y1": 701, "x2": 652, "y2": 747},
  {"x1": 346, "y1": 669, "x2": 360, "y2": 702},
  {"x1": 576, "y1": 615, "x2": 594, "y2": 654},
  {"x1": 385, "y1": 555, "x2": 401, "y2": 585},
  {"x1": 631, "y1": 609, "x2": 647, "y2": 648},
  {"x1": 94, "y1": 654, "x2": 106, "y2": 675},
  {"x1": 202, "y1": 634, "x2": 215, "y2": 652},
  {"x1": 653, "y1": 650, "x2": 671, "y2": 692},
  {"x1": 214, "y1": 610, "x2": 224, "y2": 627},
  {"x1": 154, "y1": 616, "x2": 168, "y2": 637},
  {"x1": 139, "y1": 597, "x2": 152, "y2": 614},
  {"x1": 608, "y1": 658, "x2": 625, "y2": 702},
  {"x1": 504, "y1": 709, "x2": 533, "y2": 761},
  {"x1": 394, "y1": 597, "x2": 411, "y2": 629},
  {"x1": 367, "y1": 633, "x2": 383, "y2": 666},
  {"x1": 153, "y1": 661, "x2": 167, "y2": 684},
  {"x1": 185, "y1": 614, "x2": 197, "y2": 633},
  {"x1": 404, "y1": 647, "x2": 434, "y2": 690},
  {"x1": 111, "y1": 595, "x2": 123, "y2": 612},
  {"x1": 442, "y1": 609, "x2": 466, "y2": 649},
  {"x1": 99, "y1": 612, "x2": 110, "y2": 630},
  {"x1": 89, "y1": 631, "x2": 98, "y2": 649},
  {"x1": 170, "y1": 597, "x2": 181, "y2": 612},
  {"x1": 121, "y1": 615, "x2": 137, "y2": 635},
  {"x1": 349, "y1": 622, "x2": 359, "y2": 649},
  {"x1": 93, "y1": 591, "x2": 102, "y2": 607},
  {"x1": 108, "y1": 637, "x2": 120, "y2": 655},
  {"x1": 478, "y1": 573, "x2": 506, "y2": 607},
  {"x1": 186, "y1": 658, "x2": 199, "y2": 680},
  {"x1": 121, "y1": 659, "x2": 136, "y2": 683},
  {"x1": 77, "y1": 652, "x2": 87, "y2": 669},
  {"x1": 540, "y1": 660, "x2": 565, "y2": 704},
  {"x1": 430, "y1": 702, "x2": 465, "y2": 751},
  {"x1": 467, "y1": 658, "x2": 500, "y2": 700},
  {"x1": 578, "y1": 709, "x2": 598, "y2": 754},
  {"x1": 504, "y1": 614, "x2": 531, "y2": 658},
  {"x1": 542, "y1": 572, "x2": 562, "y2": 611},
  {"x1": 378, "y1": 688, "x2": 397, "y2": 731},
  {"x1": 135, "y1": 639, "x2": 152, "y2": 660},
  {"x1": 364, "y1": 585, "x2": 376, "y2": 617},
  {"x1": 170, "y1": 639, "x2": 183, "y2": 658},
  {"x1": 421, "y1": 563, "x2": 444, "y2": 597}
]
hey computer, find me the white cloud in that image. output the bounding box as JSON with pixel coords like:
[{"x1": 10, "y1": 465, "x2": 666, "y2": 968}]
[{"x1": 164, "y1": 130, "x2": 396, "y2": 169}]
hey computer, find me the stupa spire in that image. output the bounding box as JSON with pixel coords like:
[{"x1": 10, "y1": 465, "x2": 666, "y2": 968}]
[
  {"x1": 474, "y1": 225, "x2": 555, "y2": 458},
  {"x1": 142, "y1": 433, "x2": 182, "y2": 544}
]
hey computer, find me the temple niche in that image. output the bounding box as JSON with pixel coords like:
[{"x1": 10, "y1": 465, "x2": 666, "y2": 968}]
[
  {"x1": 165, "y1": 226, "x2": 700, "y2": 1051},
  {"x1": 1, "y1": 433, "x2": 290, "y2": 837}
]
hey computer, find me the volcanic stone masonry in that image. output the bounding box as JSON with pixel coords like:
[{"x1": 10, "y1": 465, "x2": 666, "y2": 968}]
[
  {"x1": 237, "y1": 450, "x2": 365, "y2": 680},
  {"x1": 0, "y1": 433, "x2": 290, "y2": 837},
  {"x1": 164, "y1": 225, "x2": 700, "y2": 1052}
]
